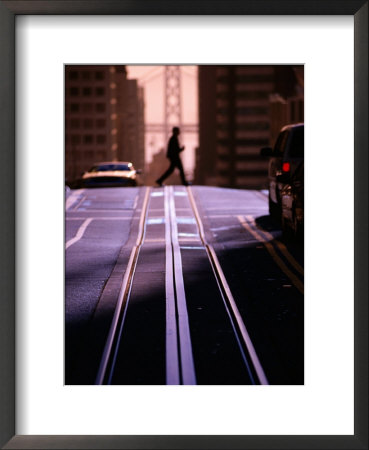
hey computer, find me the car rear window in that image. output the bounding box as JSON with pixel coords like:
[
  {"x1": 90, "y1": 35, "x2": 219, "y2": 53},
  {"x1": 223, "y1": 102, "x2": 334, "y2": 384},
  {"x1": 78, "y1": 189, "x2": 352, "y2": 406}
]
[
  {"x1": 289, "y1": 126, "x2": 304, "y2": 158},
  {"x1": 89, "y1": 164, "x2": 132, "y2": 172},
  {"x1": 274, "y1": 130, "x2": 289, "y2": 156}
]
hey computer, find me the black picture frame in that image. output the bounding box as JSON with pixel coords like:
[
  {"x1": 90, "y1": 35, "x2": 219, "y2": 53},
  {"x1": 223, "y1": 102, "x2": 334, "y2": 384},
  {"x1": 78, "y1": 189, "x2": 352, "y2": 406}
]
[{"x1": 0, "y1": 1, "x2": 367, "y2": 449}]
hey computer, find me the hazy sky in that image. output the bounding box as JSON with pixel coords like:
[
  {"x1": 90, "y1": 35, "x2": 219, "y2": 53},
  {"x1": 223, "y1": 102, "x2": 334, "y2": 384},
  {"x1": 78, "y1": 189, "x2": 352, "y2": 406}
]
[{"x1": 126, "y1": 66, "x2": 198, "y2": 173}]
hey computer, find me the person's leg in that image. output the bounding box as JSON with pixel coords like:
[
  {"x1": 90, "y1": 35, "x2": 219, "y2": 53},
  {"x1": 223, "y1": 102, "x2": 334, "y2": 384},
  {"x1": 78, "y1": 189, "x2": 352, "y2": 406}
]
[
  {"x1": 176, "y1": 158, "x2": 188, "y2": 185},
  {"x1": 156, "y1": 160, "x2": 176, "y2": 184}
]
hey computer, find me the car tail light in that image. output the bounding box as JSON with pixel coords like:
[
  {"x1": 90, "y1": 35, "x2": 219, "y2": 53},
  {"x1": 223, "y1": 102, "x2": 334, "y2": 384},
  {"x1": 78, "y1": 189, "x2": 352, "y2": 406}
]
[{"x1": 282, "y1": 162, "x2": 290, "y2": 173}]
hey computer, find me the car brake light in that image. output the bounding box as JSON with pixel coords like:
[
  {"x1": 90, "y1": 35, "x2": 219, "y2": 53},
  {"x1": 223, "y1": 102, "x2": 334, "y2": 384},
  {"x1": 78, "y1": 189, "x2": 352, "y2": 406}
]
[{"x1": 282, "y1": 162, "x2": 290, "y2": 172}]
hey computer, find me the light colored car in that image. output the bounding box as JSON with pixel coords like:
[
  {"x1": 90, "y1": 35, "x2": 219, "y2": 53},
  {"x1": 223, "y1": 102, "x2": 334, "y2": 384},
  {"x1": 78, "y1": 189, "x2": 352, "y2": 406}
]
[{"x1": 79, "y1": 161, "x2": 141, "y2": 188}]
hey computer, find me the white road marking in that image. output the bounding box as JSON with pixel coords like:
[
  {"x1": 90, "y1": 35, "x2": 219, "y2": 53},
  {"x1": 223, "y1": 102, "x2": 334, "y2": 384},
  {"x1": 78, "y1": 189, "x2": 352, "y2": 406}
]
[
  {"x1": 66, "y1": 217, "x2": 131, "y2": 221},
  {"x1": 69, "y1": 209, "x2": 133, "y2": 213},
  {"x1": 147, "y1": 218, "x2": 165, "y2": 225},
  {"x1": 72, "y1": 195, "x2": 86, "y2": 211},
  {"x1": 205, "y1": 207, "x2": 268, "y2": 212},
  {"x1": 65, "y1": 218, "x2": 93, "y2": 250},
  {"x1": 133, "y1": 194, "x2": 138, "y2": 209},
  {"x1": 65, "y1": 189, "x2": 85, "y2": 211}
]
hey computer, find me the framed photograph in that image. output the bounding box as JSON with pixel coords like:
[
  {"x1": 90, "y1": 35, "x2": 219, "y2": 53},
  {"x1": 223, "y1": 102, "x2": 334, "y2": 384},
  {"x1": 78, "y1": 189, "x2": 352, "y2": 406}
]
[{"x1": 1, "y1": 1, "x2": 367, "y2": 449}]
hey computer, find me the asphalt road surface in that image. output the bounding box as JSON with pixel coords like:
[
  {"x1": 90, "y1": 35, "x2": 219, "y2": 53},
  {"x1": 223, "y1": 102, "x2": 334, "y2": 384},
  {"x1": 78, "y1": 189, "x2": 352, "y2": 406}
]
[{"x1": 65, "y1": 186, "x2": 304, "y2": 385}]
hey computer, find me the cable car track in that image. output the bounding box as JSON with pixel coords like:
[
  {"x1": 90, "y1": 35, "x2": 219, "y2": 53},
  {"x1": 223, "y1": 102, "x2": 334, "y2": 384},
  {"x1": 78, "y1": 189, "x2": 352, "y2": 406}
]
[{"x1": 94, "y1": 186, "x2": 269, "y2": 385}]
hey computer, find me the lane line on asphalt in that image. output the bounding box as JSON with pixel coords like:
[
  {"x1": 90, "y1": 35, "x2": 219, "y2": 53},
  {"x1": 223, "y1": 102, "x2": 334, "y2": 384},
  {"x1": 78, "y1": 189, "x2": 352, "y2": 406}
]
[
  {"x1": 205, "y1": 206, "x2": 268, "y2": 211},
  {"x1": 95, "y1": 187, "x2": 151, "y2": 385},
  {"x1": 65, "y1": 218, "x2": 93, "y2": 250},
  {"x1": 66, "y1": 217, "x2": 131, "y2": 221},
  {"x1": 68, "y1": 209, "x2": 134, "y2": 213},
  {"x1": 246, "y1": 215, "x2": 304, "y2": 276},
  {"x1": 133, "y1": 194, "x2": 138, "y2": 210},
  {"x1": 187, "y1": 187, "x2": 268, "y2": 385},
  {"x1": 72, "y1": 195, "x2": 86, "y2": 211},
  {"x1": 238, "y1": 216, "x2": 304, "y2": 294},
  {"x1": 65, "y1": 189, "x2": 85, "y2": 211}
]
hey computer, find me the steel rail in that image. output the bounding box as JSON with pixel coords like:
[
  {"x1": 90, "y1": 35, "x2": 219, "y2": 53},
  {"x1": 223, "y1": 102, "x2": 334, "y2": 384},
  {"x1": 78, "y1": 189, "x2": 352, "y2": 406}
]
[
  {"x1": 187, "y1": 187, "x2": 269, "y2": 385},
  {"x1": 164, "y1": 186, "x2": 180, "y2": 384},
  {"x1": 165, "y1": 186, "x2": 197, "y2": 385},
  {"x1": 95, "y1": 187, "x2": 151, "y2": 385}
]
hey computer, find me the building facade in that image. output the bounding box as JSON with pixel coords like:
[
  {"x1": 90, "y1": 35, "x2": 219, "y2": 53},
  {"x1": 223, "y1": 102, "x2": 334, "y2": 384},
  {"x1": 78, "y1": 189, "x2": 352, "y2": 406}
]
[
  {"x1": 117, "y1": 79, "x2": 145, "y2": 172},
  {"x1": 65, "y1": 65, "x2": 145, "y2": 183},
  {"x1": 196, "y1": 65, "x2": 303, "y2": 189}
]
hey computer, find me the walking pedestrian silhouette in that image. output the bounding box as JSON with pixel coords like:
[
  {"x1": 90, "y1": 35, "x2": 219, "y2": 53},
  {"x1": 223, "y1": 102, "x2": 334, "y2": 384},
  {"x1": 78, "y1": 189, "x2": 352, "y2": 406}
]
[{"x1": 156, "y1": 127, "x2": 189, "y2": 186}]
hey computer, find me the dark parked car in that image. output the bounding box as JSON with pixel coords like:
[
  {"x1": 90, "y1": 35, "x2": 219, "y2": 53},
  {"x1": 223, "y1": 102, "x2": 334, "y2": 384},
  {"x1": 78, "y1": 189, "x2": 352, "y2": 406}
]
[
  {"x1": 261, "y1": 123, "x2": 304, "y2": 221},
  {"x1": 76, "y1": 161, "x2": 141, "y2": 188},
  {"x1": 280, "y1": 161, "x2": 304, "y2": 238}
]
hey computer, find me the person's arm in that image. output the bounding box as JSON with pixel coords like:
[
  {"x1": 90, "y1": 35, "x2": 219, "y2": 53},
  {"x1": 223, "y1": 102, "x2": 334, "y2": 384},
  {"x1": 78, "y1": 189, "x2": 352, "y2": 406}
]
[{"x1": 176, "y1": 137, "x2": 185, "y2": 152}]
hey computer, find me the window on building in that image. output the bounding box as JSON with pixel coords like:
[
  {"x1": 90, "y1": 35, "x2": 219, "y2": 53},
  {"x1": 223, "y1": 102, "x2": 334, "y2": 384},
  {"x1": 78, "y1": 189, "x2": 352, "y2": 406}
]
[
  {"x1": 234, "y1": 91, "x2": 269, "y2": 100},
  {"x1": 83, "y1": 119, "x2": 93, "y2": 129},
  {"x1": 70, "y1": 103, "x2": 79, "y2": 112},
  {"x1": 95, "y1": 71, "x2": 105, "y2": 80},
  {"x1": 236, "y1": 74, "x2": 273, "y2": 83},
  {"x1": 96, "y1": 119, "x2": 106, "y2": 128},
  {"x1": 69, "y1": 71, "x2": 79, "y2": 80},
  {"x1": 95, "y1": 87, "x2": 105, "y2": 96},
  {"x1": 82, "y1": 103, "x2": 93, "y2": 112},
  {"x1": 96, "y1": 103, "x2": 106, "y2": 112},
  {"x1": 84, "y1": 135, "x2": 93, "y2": 144},
  {"x1": 82, "y1": 72, "x2": 91, "y2": 80},
  {"x1": 70, "y1": 87, "x2": 79, "y2": 96},
  {"x1": 236, "y1": 107, "x2": 268, "y2": 116},
  {"x1": 71, "y1": 119, "x2": 80, "y2": 129},
  {"x1": 71, "y1": 135, "x2": 81, "y2": 144},
  {"x1": 96, "y1": 135, "x2": 106, "y2": 144},
  {"x1": 83, "y1": 87, "x2": 92, "y2": 96},
  {"x1": 236, "y1": 122, "x2": 270, "y2": 131}
]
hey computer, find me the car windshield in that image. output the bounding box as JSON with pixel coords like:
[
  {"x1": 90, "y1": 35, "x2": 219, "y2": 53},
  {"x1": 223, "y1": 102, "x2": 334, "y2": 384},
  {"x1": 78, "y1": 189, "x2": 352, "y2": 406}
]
[
  {"x1": 89, "y1": 164, "x2": 132, "y2": 172},
  {"x1": 289, "y1": 126, "x2": 304, "y2": 158}
]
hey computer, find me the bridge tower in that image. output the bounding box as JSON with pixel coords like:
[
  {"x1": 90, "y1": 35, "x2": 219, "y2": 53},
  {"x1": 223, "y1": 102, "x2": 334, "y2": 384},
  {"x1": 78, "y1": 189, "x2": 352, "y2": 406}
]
[{"x1": 164, "y1": 66, "x2": 182, "y2": 139}]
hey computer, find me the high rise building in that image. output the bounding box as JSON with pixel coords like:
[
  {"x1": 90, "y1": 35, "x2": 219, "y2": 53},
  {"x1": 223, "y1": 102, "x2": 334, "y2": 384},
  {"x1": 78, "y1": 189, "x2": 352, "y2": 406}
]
[
  {"x1": 65, "y1": 65, "x2": 145, "y2": 183},
  {"x1": 196, "y1": 65, "x2": 303, "y2": 189},
  {"x1": 117, "y1": 79, "x2": 145, "y2": 172}
]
